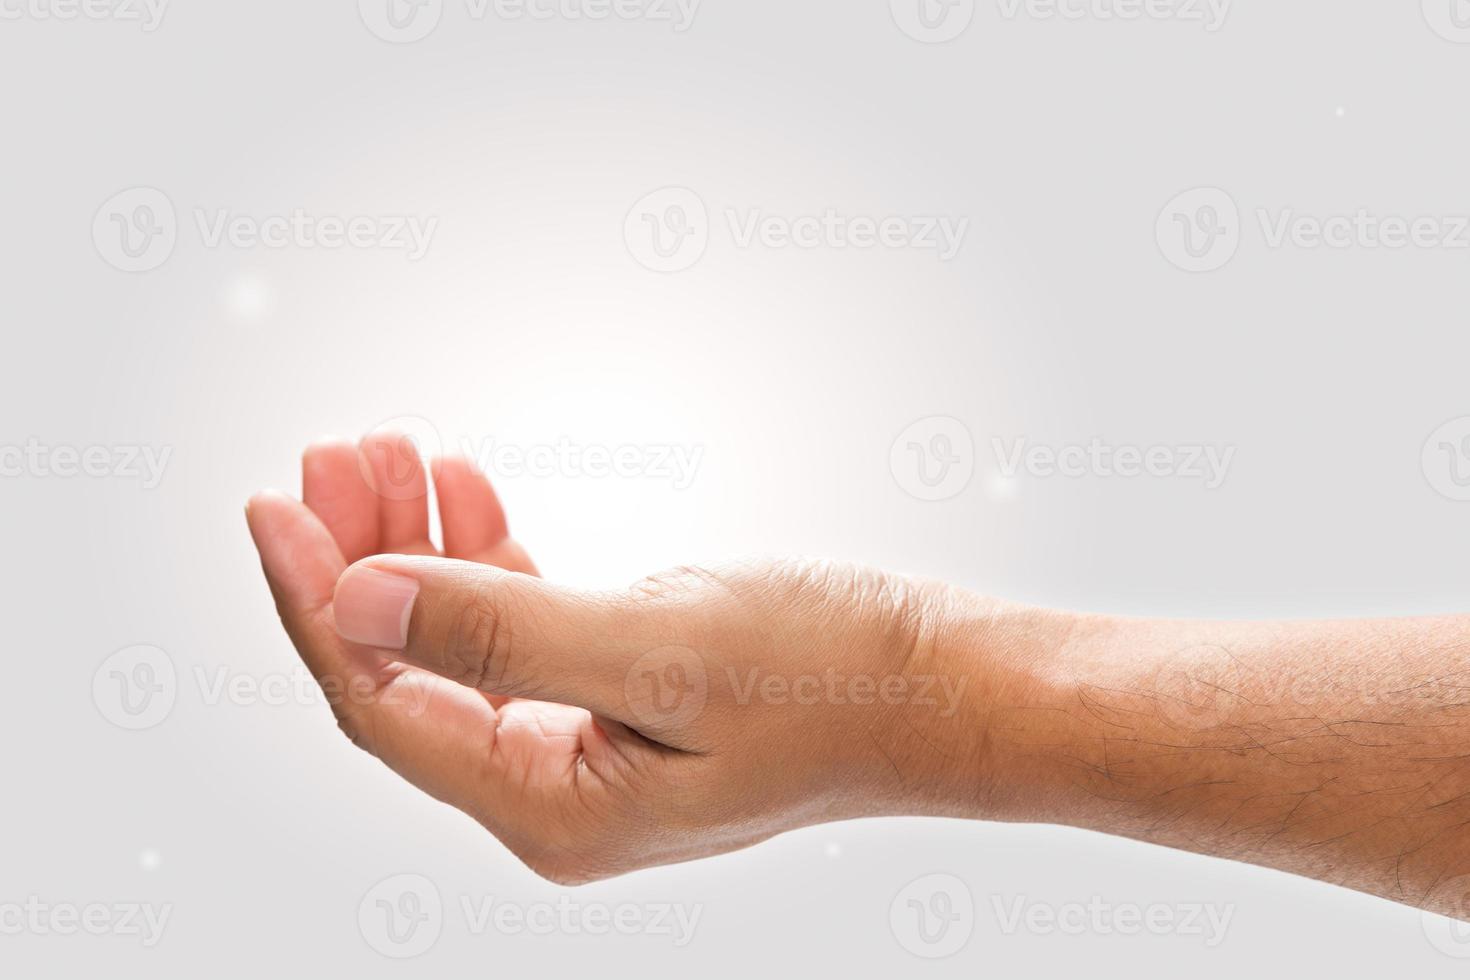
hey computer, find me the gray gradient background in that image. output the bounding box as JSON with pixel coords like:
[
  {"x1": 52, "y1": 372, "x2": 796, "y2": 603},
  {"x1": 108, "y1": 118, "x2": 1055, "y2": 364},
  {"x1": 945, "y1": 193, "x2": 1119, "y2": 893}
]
[{"x1": 3, "y1": 0, "x2": 1470, "y2": 975}]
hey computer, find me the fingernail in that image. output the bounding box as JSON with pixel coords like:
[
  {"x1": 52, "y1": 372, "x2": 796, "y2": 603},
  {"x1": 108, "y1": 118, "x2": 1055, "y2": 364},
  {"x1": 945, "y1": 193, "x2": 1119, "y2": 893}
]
[{"x1": 333, "y1": 566, "x2": 419, "y2": 650}]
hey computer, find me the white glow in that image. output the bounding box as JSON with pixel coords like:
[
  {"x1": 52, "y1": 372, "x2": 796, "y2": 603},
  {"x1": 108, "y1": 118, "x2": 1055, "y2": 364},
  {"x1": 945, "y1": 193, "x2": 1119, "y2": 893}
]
[
  {"x1": 987, "y1": 473, "x2": 1020, "y2": 501},
  {"x1": 226, "y1": 273, "x2": 275, "y2": 322}
]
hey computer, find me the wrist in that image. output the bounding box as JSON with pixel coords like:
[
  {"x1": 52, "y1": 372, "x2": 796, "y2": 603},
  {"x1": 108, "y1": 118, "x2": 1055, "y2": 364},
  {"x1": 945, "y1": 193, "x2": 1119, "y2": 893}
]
[{"x1": 890, "y1": 584, "x2": 1083, "y2": 822}]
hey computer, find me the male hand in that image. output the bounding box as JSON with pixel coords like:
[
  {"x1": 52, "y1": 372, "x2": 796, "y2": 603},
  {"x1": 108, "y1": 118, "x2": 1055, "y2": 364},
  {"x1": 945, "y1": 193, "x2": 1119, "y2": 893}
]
[{"x1": 246, "y1": 435, "x2": 992, "y2": 884}]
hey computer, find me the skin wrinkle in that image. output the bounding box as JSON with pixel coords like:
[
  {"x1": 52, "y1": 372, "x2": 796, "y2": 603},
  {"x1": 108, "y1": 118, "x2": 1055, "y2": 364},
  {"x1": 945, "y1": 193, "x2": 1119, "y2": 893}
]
[{"x1": 453, "y1": 595, "x2": 501, "y2": 694}]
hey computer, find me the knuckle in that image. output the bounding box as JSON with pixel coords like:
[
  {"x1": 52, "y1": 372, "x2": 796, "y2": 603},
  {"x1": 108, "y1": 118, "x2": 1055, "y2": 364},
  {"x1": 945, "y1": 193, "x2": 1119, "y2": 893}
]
[
  {"x1": 628, "y1": 564, "x2": 733, "y2": 605},
  {"x1": 446, "y1": 585, "x2": 518, "y2": 694}
]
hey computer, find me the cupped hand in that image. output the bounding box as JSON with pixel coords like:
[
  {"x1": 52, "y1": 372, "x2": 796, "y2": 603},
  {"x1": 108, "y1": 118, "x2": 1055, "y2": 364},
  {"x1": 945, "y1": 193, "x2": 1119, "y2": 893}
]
[{"x1": 246, "y1": 436, "x2": 991, "y2": 884}]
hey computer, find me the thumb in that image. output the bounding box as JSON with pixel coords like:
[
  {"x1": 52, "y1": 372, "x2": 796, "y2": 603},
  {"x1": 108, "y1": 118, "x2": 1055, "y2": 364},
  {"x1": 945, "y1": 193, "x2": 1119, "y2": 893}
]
[{"x1": 331, "y1": 555, "x2": 665, "y2": 723}]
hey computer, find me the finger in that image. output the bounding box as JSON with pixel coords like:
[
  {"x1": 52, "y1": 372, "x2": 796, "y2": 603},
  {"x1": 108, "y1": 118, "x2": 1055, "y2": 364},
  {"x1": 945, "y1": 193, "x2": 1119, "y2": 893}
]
[
  {"x1": 431, "y1": 454, "x2": 539, "y2": 711},
  {"x1": 431, "y1": 455, "x2": 539, "y2": 575},
  {"x1": 246, "y1": 489, "x2": 354, "y2": 675},
  {"x1": 302, "y1": 439, "x2": 379, "y2": 564},
  {"x1": 246, "y1": 491, "x2": 501, "y2": 813},
  {"x1": 358, "y1": 432, "x2": 435, "y2": 554},
  {"x1": 332, "y1": 555, "x2": 661, "y2": 726}
]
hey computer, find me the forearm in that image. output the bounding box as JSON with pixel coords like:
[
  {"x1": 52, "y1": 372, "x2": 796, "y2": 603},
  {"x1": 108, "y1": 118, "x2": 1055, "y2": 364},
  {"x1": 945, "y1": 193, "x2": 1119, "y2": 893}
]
[{"x1": 937, "y1": 596, "x2": 1470, "y2": 915}]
